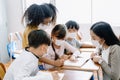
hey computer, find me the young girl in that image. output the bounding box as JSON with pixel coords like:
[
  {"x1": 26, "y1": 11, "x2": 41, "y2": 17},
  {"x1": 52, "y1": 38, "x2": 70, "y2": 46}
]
[
  {"x1": 43, "y1": 24, "x2": 81, "y2": 69},
  {"x1": 22, "y1": 3, "x2": 57, "y2": 48}
]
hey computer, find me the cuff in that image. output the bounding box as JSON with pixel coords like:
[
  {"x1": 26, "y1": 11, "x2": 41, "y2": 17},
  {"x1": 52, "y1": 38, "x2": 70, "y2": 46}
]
[{"x1": 98, "y1": 58, "x2": 103, "y2": 64}]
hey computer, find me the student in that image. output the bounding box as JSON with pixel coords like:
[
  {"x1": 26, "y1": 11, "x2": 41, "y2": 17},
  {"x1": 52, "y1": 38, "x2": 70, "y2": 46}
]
[
  {"x1": 90, "y1": 21, "x2": 120, "y2": 80},
  {"x1": 22, "y1": 3, "x2": 63, "y2": 68},
  {"x1": 43, "y1": 24, "x2": 81, "y2": 69},
  {"x1": 4, "y1": 30, "x2": 59, "y2": 80},
  {"x1": 65, "y1": 20, "x2": 95, "y2": 49},
  {"x1": 65, "y1": 20, "x2": 82, "y2": 40},
  {"x1": 22, "y1": 3, "x2": 57, "y2": 48}
]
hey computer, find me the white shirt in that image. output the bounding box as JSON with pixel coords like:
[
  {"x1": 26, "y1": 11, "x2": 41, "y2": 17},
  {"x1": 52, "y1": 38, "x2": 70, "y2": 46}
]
[
  {"x1": 44, "y1": 41, "x2": 80, "y2": 69},
  {"x1": 3, "y1": 50, "x2": 53, "y2": 80},
  {"x1": 102, "y1": 47, "x2": 110, "y2": 64}
]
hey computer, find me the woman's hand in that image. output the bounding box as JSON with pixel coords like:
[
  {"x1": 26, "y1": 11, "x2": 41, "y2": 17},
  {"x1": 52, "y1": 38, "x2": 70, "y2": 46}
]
[
  {"x1": 91, "y1": 53, "x2": 97, "y2": 58},
  {"x1": 92, "y1": 55, "x2": 102, "y2": 63}
]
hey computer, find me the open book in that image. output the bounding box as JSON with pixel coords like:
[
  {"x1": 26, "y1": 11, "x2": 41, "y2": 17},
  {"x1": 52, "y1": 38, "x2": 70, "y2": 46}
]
[{"x1": 64, "y1": 57, "x2": 89, "y2": 67}]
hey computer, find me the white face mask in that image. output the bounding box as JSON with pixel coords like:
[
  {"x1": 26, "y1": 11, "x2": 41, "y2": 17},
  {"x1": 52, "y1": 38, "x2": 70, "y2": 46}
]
[
  {"x1": 91, "y1": 40, "x2": 102, "y2": 48},
  {"x1": 55, "y1": 39, "x2": 64, "y2": 46},
  {"x1": 38, "y1": 24, "x2": 53, "y2": 35},
  {"x1": 67, "y1": 32, "x2": 77, "y2": 39}
]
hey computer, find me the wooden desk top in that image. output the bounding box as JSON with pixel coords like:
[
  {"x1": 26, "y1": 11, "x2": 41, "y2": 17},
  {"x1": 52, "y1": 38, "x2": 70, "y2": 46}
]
[{"x1": 80, "y1": 48, "x2": 95, "y2": 52}]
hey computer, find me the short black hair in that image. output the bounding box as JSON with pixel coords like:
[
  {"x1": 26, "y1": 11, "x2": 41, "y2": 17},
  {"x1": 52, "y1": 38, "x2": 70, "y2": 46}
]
[
  {"x1": 90, "y1": 21, "x2": 120, "y2": 46},
  {"x1": 22, "y1": 3, "x2": 57, "y2": 28},
  {"x1": 65, "y1": 20, "x2": 79, "y2": 30},
  {"x1": 28, "y1": 30, "x2": 51, "y2": 48},
  {"x1": 51, "y1": 24, "x2": 66, "y2": 39}
]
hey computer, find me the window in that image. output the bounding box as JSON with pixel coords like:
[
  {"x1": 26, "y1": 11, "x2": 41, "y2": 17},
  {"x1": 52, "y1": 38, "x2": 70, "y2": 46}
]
[
  {"x1": 92, "y1": 0, "x2": 120, "y2": 26},
  {"x1": 56, "y1": 0, "x2": 91, "y2": 24},
  {"x1": 24, "y1": 0, "x2": 50, "y2": 9}
]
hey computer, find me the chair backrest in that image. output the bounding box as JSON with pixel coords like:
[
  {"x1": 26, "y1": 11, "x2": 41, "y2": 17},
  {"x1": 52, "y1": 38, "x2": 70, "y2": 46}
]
[
  {"x1": 0, "y1": 63, "x2": 6, "y2": 80},
  {"x1": 7, "y1": 32, "x2": 23, "y2": 59}
]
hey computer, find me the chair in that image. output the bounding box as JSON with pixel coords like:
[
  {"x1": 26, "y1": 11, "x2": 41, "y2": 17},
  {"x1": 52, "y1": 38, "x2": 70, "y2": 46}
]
[
  {"x1": 0, "y1": 63, "x2": 6, "y2": 80},
  {"x1": 7, "y1": 32, "x2": 23, "y2": 59}
]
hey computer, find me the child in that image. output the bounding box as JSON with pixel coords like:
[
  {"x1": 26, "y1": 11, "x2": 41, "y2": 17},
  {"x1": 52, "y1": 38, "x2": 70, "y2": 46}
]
[
  {"x1": 43, "y1": 24, "x2": 81, "y2": 69},
  {"x1": 65, "y1": 20, "x2": 95, "y2": 49},
  {"x1": 4, "y1": 30, "x2": 59, "y2": 80}
]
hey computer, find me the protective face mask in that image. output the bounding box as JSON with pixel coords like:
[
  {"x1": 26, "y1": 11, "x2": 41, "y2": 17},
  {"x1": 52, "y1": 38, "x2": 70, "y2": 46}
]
[
  {"x1": 38, "y1": 24, "x2": 48, "y2": 30},
  {"x1": 38, "y1": 24, "x2": 53, "y2": 35},
  {"x1": 91, "y1": 40, "x2": 102, "y2": 48},
  {"x1": 55, "y1": 39, "x2": 64, "y2": 46},
  {"x1": 67, "y1": 32, "x2": 77, "y2": 39}
]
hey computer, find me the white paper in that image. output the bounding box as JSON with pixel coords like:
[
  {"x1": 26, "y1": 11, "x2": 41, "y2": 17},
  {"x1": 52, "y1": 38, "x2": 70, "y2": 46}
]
[
  {"x1": 58, "y1": 73, "x2": 64, "y2": 80},
  {"x1": 64, "y1": 58, "x2": 89, "y2": 67}
]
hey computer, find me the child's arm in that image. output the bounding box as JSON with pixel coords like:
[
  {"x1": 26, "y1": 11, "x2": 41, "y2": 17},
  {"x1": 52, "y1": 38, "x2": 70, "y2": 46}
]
[{"x1": 39, "y1": 57, "x2": 64, "y2": 67}]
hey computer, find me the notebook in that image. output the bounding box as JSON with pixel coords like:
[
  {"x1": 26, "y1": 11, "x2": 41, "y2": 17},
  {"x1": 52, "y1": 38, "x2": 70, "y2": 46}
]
[{"x1": 64, "y1": 57, "x2": 89, "y2": 67}]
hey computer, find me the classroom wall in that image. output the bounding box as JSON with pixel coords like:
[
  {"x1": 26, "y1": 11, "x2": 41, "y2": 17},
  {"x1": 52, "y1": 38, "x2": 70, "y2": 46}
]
[
  {"x1": 6, "y1": 0, "x2": 24, "y2": 34},
  {"x1": 79, "y1": 24, "x2": 120, "y2": 42},
  {"x1": 0, "y1": 0, "x2": 9, "y2": 63}
]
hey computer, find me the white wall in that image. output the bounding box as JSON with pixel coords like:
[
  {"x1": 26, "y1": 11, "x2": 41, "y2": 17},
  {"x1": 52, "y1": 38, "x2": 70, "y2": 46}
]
[
  {"x1": 0, "y1": 0, "x2": 9, "y2": 63},
  {"x1": 6, "y1": 0, "x2": 24, "y2": 34}
]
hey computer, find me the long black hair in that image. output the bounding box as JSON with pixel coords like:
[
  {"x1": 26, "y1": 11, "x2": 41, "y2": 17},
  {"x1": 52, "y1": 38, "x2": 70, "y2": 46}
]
[{"x1": 90, "y1": 21, "x2": 120, "y2": 46}]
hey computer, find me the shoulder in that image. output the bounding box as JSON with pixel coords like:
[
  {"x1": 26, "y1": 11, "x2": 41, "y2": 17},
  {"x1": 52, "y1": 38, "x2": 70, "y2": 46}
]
[
  {"x1": 110, "y1": 44, "x2": 120, "y2": 54},
  {"x1": 110, "y1": 44, "x2": 120, "y2": 50}
]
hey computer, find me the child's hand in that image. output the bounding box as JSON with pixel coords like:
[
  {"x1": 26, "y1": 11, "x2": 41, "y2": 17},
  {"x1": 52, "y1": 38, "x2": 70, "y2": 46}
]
[
  {"x1": 69, "y1": 55, "x2": 76, "y2": 61},
  {"x1": 54, "y1": 59, "x2": 64, "y2": 67},
  {"x1": 51, "y1": 71, "x2": 60, "y2": 80},
  {"x1": 61, "y1": 55, "x2": 70, "y2": 60}
]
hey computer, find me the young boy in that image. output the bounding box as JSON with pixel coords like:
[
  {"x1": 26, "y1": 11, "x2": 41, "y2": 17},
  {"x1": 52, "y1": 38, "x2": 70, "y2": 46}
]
[
  {"x1": 4, "y1": 30, "x2": 59, "y2": 80},
  {"x1": 65, "y1": 20, "x2": 95, "y2": 49}
]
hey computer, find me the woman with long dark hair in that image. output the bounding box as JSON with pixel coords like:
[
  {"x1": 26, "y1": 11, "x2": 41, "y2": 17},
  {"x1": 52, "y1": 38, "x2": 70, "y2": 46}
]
[{"x1": 90, "y1": 21, "x2": 120, "y2": 80}]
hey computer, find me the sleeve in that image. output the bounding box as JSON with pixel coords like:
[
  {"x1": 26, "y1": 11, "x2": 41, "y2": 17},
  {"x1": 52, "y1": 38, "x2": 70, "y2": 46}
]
[
  {"x1": 75, "y1": 40, "x2": 82, "y2": 48},
  {"x1": 100, "y1": 45, "x2": 120, "y2": 80},
  {"x1": 14, "y1": 61, "x2": 53, "y2": 80},
  {"x1": 64, "y1": 41, "x2": 80, "y2": 57}
]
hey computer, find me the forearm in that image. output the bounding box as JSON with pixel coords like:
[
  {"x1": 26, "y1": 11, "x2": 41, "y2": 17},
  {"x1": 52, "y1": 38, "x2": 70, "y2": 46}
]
[
  {"x1": 39, "y1": 57, "x2": 55, "y2": 66},
  {"x1": 39, "y1": 57, "x2": 63, "y2": 67}
]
